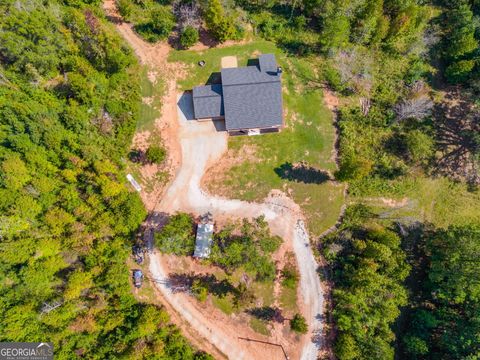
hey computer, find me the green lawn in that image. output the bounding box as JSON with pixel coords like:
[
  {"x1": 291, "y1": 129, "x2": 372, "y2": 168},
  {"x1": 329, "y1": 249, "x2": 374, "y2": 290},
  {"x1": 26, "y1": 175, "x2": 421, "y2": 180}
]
[{"x1": 169, "y1": 40, "x2": 345, "y2": 235}]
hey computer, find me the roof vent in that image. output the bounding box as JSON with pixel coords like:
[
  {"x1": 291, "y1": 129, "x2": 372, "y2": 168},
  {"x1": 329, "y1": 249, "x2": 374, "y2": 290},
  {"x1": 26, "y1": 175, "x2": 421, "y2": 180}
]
[{"x1": 277, "y1": 66, "x2": 283, "y2": 75}]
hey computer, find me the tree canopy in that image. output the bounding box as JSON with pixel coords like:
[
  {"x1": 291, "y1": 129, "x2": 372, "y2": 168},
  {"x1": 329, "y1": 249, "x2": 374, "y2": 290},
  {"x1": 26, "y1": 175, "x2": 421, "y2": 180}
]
[{"x1": 0, "y1": 1, "x2": 207, "y2": 358}]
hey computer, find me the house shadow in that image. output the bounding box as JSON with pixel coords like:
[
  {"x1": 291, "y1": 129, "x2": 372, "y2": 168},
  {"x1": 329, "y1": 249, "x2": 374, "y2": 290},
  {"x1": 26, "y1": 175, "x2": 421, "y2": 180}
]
[
  {"x1": 247, "y1": 58, "x2": 259, "y2": 68},
  {"x1": 213, "y1": 119, "x2": 226, "y2": 131},
  {"x1": 206, "y1": 72, "x2": 222, "y2": 85},
  {"x1": 274, "y1": 162, "x2": 331, "y2": 184},
  {"x1": 177, "y1": 91, "x2": 195, "y2": 120}
]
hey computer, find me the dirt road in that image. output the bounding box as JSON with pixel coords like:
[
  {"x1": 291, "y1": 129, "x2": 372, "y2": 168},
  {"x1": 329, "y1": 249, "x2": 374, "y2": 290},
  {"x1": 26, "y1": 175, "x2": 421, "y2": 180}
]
[
  {"x1": 150, "y1": 93, "x2": 325, "y2": 359},
  {"x1": 103, "y1": 2, "x2": 325, "y2": 358}
]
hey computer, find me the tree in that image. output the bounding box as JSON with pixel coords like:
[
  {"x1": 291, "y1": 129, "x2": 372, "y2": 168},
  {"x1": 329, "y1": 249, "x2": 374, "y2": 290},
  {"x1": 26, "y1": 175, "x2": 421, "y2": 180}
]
[
  {"x1": 405, "y1": 129, "x2": 434, "y2": 164},
  {"x1": 323, "y1": 207, "x2": 410, "y2": 360},
  {"x1": 180, "y1": 26, "x2": 199, "y2": 48},
  {"x1": 146, "y1": 145, "x2": 166, "y2": 164},
  {"x1": 150, "y1": 7, "x2": 175, "y2": 39},
  {"x1": 155, "y1": 213, "x2": 195, "y2": 255},
  {"x1": 394, "y1": 97, "x2": 434, "y2": 121},
  {"x1": 0, "y1": 1, "x2": 207, "y2": 358},
  {"x1": 336, "y1": 156, "x2": 373, "y2": 181},
  {"x1": 445, "y1": 59, "x2": 476, "y2": 83},
  {"x1": 290, "y1": 313, "x2": 308, "y2": 334},
  {"x1": 204, "y1": 0, "x2": 237, "y2": 42}
]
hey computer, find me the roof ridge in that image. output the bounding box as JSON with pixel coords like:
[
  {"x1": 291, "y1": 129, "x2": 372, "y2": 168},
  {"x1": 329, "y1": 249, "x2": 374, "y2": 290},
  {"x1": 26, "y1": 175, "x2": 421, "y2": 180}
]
[{"x1": 222, "y1": 79, "x2": 280, "y2": 87}]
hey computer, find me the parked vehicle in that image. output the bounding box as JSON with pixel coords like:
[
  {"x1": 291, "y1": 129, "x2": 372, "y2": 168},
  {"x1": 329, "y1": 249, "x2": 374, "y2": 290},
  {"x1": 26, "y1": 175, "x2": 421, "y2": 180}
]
[
  {"x1": 132, "y1": 269, "x2": 143, "y2": 288},
  {"x1": 132, "y1": 245, "x2": 144, "y2": 264}
]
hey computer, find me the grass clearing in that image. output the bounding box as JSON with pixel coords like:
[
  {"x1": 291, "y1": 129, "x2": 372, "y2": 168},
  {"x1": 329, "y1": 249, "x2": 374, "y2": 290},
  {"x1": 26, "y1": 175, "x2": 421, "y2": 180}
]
[
  {"x1": 212, "y1": 294, "x2": 235, "y2": 315},
  {"x1": 137, "y1": 66, "x2": 165, "y2": 132},
  {"x1": 169, "y1": 40, "x2": 345, "y2": 235},
  {"x1": 251, "y1": 281, "x2": 275, "y2": 307},
  {"x1": 249, "y1": 318, "x2": 271, "y2": 336},
  {"x1": 351, "y1": 177, "x2": 480, "y2": 228},
  {"x1": 280, "y1": 285, "x2": 298, "y2": 313}
]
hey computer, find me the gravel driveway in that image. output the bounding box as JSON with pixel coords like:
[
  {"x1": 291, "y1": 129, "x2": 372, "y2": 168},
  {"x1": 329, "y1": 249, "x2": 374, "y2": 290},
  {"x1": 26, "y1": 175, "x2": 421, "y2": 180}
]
[{"x1": 147, "y1": 92, "x2": 324, "y2": 360}]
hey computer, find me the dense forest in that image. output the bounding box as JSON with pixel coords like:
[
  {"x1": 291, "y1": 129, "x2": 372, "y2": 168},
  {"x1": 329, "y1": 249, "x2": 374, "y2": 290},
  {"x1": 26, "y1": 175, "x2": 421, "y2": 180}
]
[{"x1": 0, "y1": 1, "x2": 209, "y2": 359}]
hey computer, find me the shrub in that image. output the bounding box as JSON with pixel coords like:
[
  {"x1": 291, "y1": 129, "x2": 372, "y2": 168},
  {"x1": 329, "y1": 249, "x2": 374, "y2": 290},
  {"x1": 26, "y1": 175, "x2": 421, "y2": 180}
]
[
  {"x1": 281, "y1": 264, "x2": 299, "y2": 289},
  {"x1": 191, "y1": 279, "x2": 208, "y2": 302},
  {"x1": 117, "y1": 0, "x2": 132, "y2": 19},
  {"x1": 146, "y1": 145, "x2": 166, "y2": 164},
  {"x1": 290, "y1": 313, "x2": 308, "y2": 334},
  {"x1": 180, "y1": 26, "x2": 199, "y2": 48}
]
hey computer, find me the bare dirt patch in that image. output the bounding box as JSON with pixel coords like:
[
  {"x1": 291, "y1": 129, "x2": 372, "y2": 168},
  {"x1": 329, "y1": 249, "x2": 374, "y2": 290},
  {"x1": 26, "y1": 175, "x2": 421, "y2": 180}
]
[{"x1": 201, "y1": 143, "x2": 261, "y2": 196}]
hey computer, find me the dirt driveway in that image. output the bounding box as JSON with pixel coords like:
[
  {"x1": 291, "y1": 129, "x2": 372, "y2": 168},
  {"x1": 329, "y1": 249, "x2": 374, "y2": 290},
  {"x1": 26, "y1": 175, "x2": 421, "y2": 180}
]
[
  {"x1": 147, "y1": 92, "x2": 325, "y2": 360},
  {"x1": 103, "y1": 1, "x2": 326, "y2": 357}
]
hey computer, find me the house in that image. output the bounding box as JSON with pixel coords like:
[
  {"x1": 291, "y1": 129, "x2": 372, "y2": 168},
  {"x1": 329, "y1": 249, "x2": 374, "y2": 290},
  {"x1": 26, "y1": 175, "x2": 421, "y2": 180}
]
[
  {"x1": 193, "y1": 213, "x2": 214, "y2": 259},
  {"x1": 192, "y1": 54, "x2": 283, "y2": 135}
]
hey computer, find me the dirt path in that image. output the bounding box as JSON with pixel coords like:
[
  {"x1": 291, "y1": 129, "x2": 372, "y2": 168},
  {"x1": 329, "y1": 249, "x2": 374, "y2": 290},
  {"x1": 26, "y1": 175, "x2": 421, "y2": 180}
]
[{"x1": 103, "y1": 3, "x2": 326, "y2": 358}]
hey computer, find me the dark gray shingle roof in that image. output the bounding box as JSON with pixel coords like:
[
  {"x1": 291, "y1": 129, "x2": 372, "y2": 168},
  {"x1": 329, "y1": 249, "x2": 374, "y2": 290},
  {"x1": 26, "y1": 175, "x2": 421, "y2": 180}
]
[
  {"x1": 221, "y1": 54, "x2": 282, "y2": 130},
  {"x1": 192, "y1": 84, "x2": 224, "y2": 119},
  {"x1": 259, "y1": 53, "x2": 277, "y2": 73},
  {"x1": 222, "y1": 81, "x2": 283, "y2": 130},
  {"x1": 192, "y1": 54, "x2": 283, "y2": 130}
]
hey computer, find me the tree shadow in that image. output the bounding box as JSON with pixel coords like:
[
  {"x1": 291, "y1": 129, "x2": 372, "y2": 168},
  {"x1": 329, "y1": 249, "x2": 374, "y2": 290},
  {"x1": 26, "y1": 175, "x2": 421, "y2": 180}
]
[
  {"x1": 277, "y1": 38, "x2": 317, "y2": 56},
  {"x1": 274, "y1": 162, "x2": 331, "y2": 184},
  {"x1": 198, "y1": 27, "x2": 219, "y2": 48},
  {"x1": 433, "y1": 88, "x2": 480, "y2": 185},
  {"x1": 246, "y1": 306, "x2": 285, "y2": 323},
  {"x1": 167, "y1": 272, "x2": 237, "y2": 298}
]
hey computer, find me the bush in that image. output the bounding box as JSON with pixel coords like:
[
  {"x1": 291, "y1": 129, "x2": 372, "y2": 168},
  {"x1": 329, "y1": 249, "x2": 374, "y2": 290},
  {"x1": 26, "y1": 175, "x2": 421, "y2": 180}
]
[
  {"x1": 146, "y1": 145, "x2": 166, "y2": 164},
  {"x1": 117, "y1": 0, "x2": 132, "y2": 19},
  {"x1": 180, "y1": 26, "x2": 199, "y2": 48},
  {"x1": 191, "y1": 279, "x2": 208, "y2": 302},
  {"x1": 281, "y1": 264, "x2": 299, "y2": 289},
  {"x1": 290, "y1": 313, "x2": 308, "y2": 334}
]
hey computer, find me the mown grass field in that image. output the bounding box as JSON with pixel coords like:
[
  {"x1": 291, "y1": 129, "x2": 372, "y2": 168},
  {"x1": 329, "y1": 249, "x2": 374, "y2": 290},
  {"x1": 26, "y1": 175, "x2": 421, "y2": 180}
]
[{"x1": 169, "y1": 40, "x2": 345, "y2": 235}]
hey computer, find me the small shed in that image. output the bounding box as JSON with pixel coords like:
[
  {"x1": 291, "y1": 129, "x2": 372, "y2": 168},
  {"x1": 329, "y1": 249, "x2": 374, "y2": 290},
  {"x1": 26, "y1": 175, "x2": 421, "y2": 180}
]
[{"x1": 193, "y1": 214, "x2": 214, "y2": 259}]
